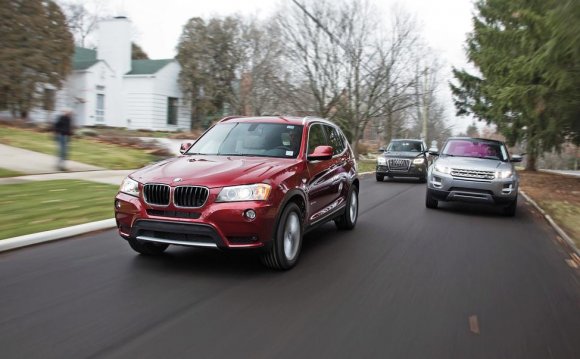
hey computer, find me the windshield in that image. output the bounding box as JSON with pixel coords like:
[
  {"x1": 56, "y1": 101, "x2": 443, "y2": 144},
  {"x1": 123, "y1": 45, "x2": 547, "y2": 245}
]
[
  {"x1": 387, "y1": 141, "x2": 423, "y2": 152},
  {"x1": 186, "y1": 122, "x2": 304, "y2": 158},
  {"x1": 441, "y1": 139, "x2": 508, "y2": 161}
]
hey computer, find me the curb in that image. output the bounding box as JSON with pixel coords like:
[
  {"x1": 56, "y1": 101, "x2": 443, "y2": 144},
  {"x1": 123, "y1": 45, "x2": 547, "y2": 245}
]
[
  {"x1": 520, "y1": 190, "x2": 580, "y2": 258},
  {"x1": 538, "y1": 169, "x2": 580, "y2": 178},
  {"x1": 0, "y1": 219, "x2": 116, "y2": 253}
]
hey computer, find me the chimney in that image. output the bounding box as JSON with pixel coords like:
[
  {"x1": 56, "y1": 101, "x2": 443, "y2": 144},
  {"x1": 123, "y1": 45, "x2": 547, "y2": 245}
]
[{"x1": 97, "y1": 16, "x2": 132, "y2": 75}]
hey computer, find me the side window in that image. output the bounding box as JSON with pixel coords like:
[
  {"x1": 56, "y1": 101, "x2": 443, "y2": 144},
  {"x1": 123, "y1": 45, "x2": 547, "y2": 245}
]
[
  {"x1": 307, "y1": 124, "x2": 327, "y2": 154},
  {"x1": 325, "y1": 125, "x2": 346, "y2": 155}
]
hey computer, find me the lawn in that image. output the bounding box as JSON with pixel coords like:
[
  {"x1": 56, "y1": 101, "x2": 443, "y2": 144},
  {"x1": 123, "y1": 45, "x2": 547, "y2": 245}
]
[
  {"x1": 519, "y1": 170, "x2": 580, "y2": 248},
  {"x1": 0, "y1": 126, "x2": 158, "y2": 169},
  {"x1": 0, "y1": 180, "x2": 118, "y2": 239},
  {"x1": 0, "y1": 167, "x2": 23, "y2": 178},
  {"x1": 358, "y1": 160, "x2": 376, "y2": 173}
]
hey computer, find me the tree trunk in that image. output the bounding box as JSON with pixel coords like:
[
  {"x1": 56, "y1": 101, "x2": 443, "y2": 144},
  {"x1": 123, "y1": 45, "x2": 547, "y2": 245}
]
[{"x1": 525, "y1": 139, "x2": 537, "y2": 171}]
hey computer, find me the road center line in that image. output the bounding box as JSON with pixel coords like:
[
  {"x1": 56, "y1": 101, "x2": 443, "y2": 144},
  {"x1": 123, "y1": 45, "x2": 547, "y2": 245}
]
[{"x1": 469, "y1": 315, "x2": 480, "y2": 334}]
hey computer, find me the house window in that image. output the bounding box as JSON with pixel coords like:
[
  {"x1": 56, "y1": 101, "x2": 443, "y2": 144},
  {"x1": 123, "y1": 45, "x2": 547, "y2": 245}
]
[
  {"x1": 96, "y1": 94, "x2": 105, "y2": 122},
  {"x1": 167, "y1": 97, "x2": 178, "y2": 125},
  {"x1": 43, "y1": 89, "x2": 55, "y2": 111}
]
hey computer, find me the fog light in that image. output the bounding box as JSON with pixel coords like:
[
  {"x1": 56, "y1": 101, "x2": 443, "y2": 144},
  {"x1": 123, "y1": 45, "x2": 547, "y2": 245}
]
[
  {"x1": 245, "y1": 209, "x2": 256, "y2": 220},
  {"x1": 432, "y1": 176, "x2": 442, "y2": 188}
]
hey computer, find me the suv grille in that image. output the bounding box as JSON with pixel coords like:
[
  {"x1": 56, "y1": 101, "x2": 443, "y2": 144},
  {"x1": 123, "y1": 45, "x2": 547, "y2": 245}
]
[
  {"x1": 143, "y1": 184, "x2": 171, "y2": 205},
  {"x1": 451, "y1": 168, "x2": 495, "y2": 180},
  {"x1": 174, "y1": 186, "x2": 209, "y2": 208},
  {"x1": 388, "y1": 158, "x2": 410, "y2": 171}
]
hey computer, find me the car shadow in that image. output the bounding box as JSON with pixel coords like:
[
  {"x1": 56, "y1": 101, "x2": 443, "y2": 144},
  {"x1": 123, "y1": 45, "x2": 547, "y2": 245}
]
[
  {"x1": 384, "y1": 177, "x2": 425, "y2": 184},
  {"x1": 127, "y1": 222, "x2": 347, "y2": 275},
  {"x1": 432, "y1": 201, "x2": 522, "y2": 219}
]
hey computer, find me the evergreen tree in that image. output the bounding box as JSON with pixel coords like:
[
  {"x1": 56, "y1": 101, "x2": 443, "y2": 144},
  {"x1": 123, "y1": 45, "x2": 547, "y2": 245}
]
[
  {"x1": 450, "y1": 0, "x2": 579, "y2": 170},
  {"x1": 176, "y1": 17, "x2": 241, "y2": 129},
  {"x1": 131, "y1": 43, "x2": 149, "y2": 60},
  {"x1": 0, "y1": 0, "x2": 73, "y2": 118}
]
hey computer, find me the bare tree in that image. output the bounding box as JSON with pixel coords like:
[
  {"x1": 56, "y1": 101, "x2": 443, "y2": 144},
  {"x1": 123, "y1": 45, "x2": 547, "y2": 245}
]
[
  {"x1": 57, "y1": 0, "x2": 106, "y2": 48},
  {"x1": 276, "y1": 0, "x2": 344, "y2": 118},
  {"x1": 278, "y1": 0, "x2": 423, "y2": 157}
]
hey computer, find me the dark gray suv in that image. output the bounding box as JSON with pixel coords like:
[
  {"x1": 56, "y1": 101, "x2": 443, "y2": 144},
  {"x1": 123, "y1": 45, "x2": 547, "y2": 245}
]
[
  {"x1": 425, "y1": 137, "x2": 522, "y2": 216},
  {"x1": 376, "y1": 139, "x2": 430, "y2": 182}
]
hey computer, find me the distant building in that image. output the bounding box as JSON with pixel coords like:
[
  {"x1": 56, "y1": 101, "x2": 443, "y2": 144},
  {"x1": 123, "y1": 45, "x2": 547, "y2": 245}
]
[{"x1": 27, "y1": 17, "x2": 190, "y2": 131}]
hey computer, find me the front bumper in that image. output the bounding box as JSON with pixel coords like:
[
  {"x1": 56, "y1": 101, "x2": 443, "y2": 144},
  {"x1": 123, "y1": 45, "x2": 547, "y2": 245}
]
[
  {"x1": 427, "y1": 171, "x2": 518, "y2": 204},
  {"x1": 376, "y1": 164, "x2": 427, "y2": 177},
  {"x1": 114, "y1": 192, "x2": 277, "y2": 249}
]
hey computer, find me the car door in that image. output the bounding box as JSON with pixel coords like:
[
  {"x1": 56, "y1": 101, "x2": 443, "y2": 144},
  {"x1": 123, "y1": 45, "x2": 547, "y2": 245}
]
[{"x1": 305, "y1": 123, "x2": 343, "y2": 224}]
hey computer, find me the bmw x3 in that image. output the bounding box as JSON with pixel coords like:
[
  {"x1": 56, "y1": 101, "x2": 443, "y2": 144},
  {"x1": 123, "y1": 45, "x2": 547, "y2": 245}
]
[{"x1": 115, "y1": 116, "x2": 359, "y2": 270}]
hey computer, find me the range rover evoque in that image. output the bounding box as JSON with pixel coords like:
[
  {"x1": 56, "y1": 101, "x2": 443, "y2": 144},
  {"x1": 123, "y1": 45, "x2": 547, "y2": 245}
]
[
  {"x1": 425, "y1": 137, "x2": 522, "y2": 216},
  {"x1": 114, "y1": 116, "x2": 359, "y2": 270}
]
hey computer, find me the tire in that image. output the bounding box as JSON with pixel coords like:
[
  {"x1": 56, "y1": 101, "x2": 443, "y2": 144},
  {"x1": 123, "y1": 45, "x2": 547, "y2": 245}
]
[
  {"x1": 127, "y1": 238, "x2": 169, "y2": 255},
  {"x1": 335, "y1": 185, "x2": 359, "y2": 230},
  {"x1": 503, "y1": 196, "x2": 517, "y2": 217},
  {"x1": 425, "y1": 189, "x2": 438, "y2": 209},
  {"x1": 376, "y1": 173, "x2": 384, "y2": 182},
  {"x1": 261, "y1": 202, "x2": 303, "y2": 270},
  {"x1": 419, "y1": 175, "x2": 427, "y2": 183}
]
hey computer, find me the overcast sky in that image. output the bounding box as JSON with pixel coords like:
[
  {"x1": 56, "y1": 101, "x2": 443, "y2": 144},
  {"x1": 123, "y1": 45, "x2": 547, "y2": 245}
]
[{"x1": 87, "y1": 0, "x2": 478, "y2": 133}]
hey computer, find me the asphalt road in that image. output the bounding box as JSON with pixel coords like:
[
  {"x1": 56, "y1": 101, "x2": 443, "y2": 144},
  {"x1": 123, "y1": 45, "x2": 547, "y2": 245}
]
[{"x1": 1, "y1": 175, "x2": 579, "y2": 359}]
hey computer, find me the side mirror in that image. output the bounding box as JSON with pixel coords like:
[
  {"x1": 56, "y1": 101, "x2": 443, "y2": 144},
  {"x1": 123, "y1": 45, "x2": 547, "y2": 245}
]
[
  {"x1": 511, "y1": 154, "x2": 523, "y2": 163},
  {"x1": 307, "y1": 145, "x2": 333, "y2": 161},
  {"x1": 428, "y1": 147, "x2": 439, "y2": 156},
  {"x1": 180, "y1": 142, "x2": 192, "y2": 154},
  {"x1": 378, "y1": 147, "x2": 386, "y2": 153}
]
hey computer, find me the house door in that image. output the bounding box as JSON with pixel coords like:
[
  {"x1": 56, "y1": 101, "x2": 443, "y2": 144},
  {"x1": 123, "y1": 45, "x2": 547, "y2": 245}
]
[{"x1": 96, "y1": 94, "x2": 105, "y2": 123}]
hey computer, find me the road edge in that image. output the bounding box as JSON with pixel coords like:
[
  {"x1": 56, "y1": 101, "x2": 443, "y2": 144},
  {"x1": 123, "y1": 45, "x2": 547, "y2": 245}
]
[
  {"x1": 520, "y1": 190, "x2": 580, "y2": 258},
  {"x1": 0, "y1": 219, "x2": 116, "y2": 253}
]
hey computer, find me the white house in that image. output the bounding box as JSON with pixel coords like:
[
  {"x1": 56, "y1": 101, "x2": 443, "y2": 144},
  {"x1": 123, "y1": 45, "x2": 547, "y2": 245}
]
[{"x1": 28, "y1": 16, "x2": 190, "y2": 131}]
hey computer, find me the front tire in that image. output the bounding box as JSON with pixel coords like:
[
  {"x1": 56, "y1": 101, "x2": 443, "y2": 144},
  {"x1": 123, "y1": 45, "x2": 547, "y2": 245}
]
[
  {"x1": 335, "y1": 185, "x2": 359, "y2": 230},
  {"x1": 425, "y1": 189, "x2": 438, "y2": 209},
  {"x1": 503, "y1": 196, "x2": 517, "y2": 216},
  {"x1": 376, "y1": 173, "x2": 384, "y2": 182},
  {"x1": 127, "y1": 238, "x2": 169, "y2": 255},
  {"x1": 261, "y1": 202, "x2": 303, "y2": 270}
]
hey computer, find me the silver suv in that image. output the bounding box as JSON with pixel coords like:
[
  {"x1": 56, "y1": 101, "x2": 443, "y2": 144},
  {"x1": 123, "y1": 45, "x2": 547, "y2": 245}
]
[{"x1": 425, "y1": 137, "x2": 522, "y2": 216}]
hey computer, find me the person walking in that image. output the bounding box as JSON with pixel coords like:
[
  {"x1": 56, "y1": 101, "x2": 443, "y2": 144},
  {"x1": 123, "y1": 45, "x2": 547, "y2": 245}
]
[{"x1": 54, "y1": 108, "x2": 73, "y2": 171}]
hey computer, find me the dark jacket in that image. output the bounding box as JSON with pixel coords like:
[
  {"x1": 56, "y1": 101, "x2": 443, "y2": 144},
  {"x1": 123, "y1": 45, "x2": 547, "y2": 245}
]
[{"x1": 54, "y1": 114, "x2": 72, "y2": 136}]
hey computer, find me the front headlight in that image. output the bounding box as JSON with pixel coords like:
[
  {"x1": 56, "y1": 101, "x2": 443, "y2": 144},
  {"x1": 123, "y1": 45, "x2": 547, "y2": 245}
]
[
  {"x1": 434, "y1": 164, "x2": 450, "y2": 174},
  {"x1": 120, "y1": 177, "x2": 140, "y2": 197},
  {"x1": 413, "y1": 158, "x2": 425, "y2": 165},
  {"x1": 377, "y1": 157, "x2": 386, "y2": 165},
  {"x1": 216, "y1": 184, "x2": 272, "y2": 202},
  {"x1": 495, "y1": 170, "x2": 513, "y2": 179}
]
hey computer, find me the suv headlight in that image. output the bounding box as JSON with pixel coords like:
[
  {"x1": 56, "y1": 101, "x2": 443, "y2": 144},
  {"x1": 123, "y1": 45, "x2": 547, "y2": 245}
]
[
  {"x1": 413, "y1": 158, "x2": 425, "y2": 165},
  {"x1": 495, "y1": 170, "x2": 513, "y2": 179},
  {"x1": 377, "y1": 157, "x2": 386, "y2": 165},
  {"x1": 120, "y1": 177, "x2": 140, "y2": 197},
  {"x1": 434, "y1": 164, "x2": 450, "y2": 174},
  {"x1": 216, "y1": 184, "x2": 272, "y2": 202}
]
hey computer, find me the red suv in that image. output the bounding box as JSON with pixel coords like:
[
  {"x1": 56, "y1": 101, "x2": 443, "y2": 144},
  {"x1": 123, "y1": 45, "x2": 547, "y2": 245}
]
[{"x1": 115, "y1": 116, "x2": 359, "y2": 269}]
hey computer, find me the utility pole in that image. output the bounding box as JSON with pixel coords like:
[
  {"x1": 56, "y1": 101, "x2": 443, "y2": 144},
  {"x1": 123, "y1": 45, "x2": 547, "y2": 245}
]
[{"x1": 422, "y1": 66, "x2": 429, "y2": 144}]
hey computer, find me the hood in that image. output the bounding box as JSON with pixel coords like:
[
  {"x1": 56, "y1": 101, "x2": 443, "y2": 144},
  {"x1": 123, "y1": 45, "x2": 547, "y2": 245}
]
[
  {"x1": 384, "y1": 151, "x2": 423, "y2": 159},
  {"x1": 131, "y1": 155, "x2": 297, "y2": 188},
  {"x1": 435, "y1": 156, "x2": 511, "y2": 171}
]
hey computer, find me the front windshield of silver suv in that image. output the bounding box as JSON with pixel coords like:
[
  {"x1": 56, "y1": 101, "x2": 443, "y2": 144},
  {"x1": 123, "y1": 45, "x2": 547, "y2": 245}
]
[{"x1": 441, "y1": 139, "x2": 509, "y2": 161}]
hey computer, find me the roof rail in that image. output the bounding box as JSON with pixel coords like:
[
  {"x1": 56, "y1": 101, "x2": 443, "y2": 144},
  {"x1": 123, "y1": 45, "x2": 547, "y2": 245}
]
[{"x1": 218, "y1": 116, "x2": 244, "y2": 122}]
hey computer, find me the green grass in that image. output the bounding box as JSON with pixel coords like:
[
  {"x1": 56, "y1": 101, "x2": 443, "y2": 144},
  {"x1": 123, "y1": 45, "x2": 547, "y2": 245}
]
[
  {"x1": 0, "y1": 168, "x2": 23, "y2": 178},
  {"x1": 358, "y1": 160, "x2": 376, "y2": 173},
  {"x1": 0, "y1": 127, "x2": 158, "y2": 169},
  {"x1": 538, "y1": 200, "x2": 580, "y2": 248},
  {"x1": 0, "y1": 180, "x2": 118, "y2": 239}
]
